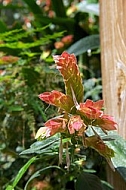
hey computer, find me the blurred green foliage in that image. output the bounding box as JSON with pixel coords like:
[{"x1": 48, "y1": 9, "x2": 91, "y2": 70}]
[{"x1": 0, "y1": 0, "x2": 106, "y2": 189}]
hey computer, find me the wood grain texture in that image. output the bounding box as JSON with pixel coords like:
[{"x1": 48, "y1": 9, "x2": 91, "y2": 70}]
[
  {"x1": 100, "y1": 0, "x2": 126, "y2": 139},
  {"x1": 106, "y1": 165, "x2": 126, "y2": 190}
]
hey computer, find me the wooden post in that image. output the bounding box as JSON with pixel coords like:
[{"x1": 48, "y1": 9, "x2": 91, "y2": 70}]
[
  {"x1": 100, "y1": 2, "x2": 126, "y2": 189},
  {"x1": 106, "y1": 165, "x2": 126, "y2": 190},
  {"x1": 100, "y1": 0, "x2": 126, "y2": 139}
]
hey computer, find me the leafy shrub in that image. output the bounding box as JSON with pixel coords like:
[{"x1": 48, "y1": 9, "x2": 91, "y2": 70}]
[
  {"x1": 6, "y1": 52, "x2": 116, "y2": 190},
  {"x1": 0, "y1": 1, "x2": 108, "y2": 190}
]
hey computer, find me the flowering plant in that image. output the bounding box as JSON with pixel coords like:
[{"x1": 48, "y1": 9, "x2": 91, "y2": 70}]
[{"x1": 35, "y1": 51, "x2": 117, "y2": 170}]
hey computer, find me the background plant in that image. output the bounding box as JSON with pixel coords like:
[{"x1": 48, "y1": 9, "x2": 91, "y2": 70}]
[
  {"x1": 0, "y1": 0, "x2": 110, "y2": 190},
  {"x1": 5, "y1": 52, "x2": 115, "y2": 190}
]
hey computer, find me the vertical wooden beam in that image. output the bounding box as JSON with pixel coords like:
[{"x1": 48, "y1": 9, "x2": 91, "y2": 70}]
[
  {"x1": 106, "y1": 165, "x2": 126, "y2": 190},
  {"x1": 100, "y1": 0, "x2": 126, "y2": 139}
]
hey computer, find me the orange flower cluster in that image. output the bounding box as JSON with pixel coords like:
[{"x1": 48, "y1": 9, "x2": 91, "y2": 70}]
[
  {"x1": 54, "y1": 35, "x2": 73, "y2": 49},
  {"x1": 35, "y1": 52, "x2": 117, "y2": 169},
  {"x1": 36, "y1": 52, "x2": 117, "y2": 139}
]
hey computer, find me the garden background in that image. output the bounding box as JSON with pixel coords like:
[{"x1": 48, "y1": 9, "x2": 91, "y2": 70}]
[{"x1": 0, "y1": 1, "x2": 122, "y2": 190}]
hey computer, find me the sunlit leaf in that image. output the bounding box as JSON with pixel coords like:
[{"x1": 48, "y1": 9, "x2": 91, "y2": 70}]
[
  {"x1": 5, "y1": 185, "x2": 14, "y2": 190},
  {"x1": 8, "y1": 105, "x2": 24, "y2": 112},
  {"x1": 106, "y1": 132, "x2": 126, "y2": 169},
  {"x1": 6, "y1": 157, "x2": 37, "y2": 189},
  {"x1": 20, "y1": 136, "x2": 60, "y2": 155},
  {"x1": 0, "y1": 29, "x2": 64, "y2": 49},
  {"x1": 101, "y1": 180, "x2": 114, "y2": 190},
  {"x1": 0, "y1": 25, "x2": 49, "y2": 41}
]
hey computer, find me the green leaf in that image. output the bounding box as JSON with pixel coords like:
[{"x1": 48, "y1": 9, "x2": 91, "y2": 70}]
[
  {"x1": 23, "y1": 0, "x2": 74, "y2": 31},
  {"x1": 0, "y1": 20, "x2": 7, "y2": 33},
  {"x1": 86, "y1": 128, "x2": 126, "y2": 173},
  {"x1": 87, "y1": 128, "x2": 126, "y2": 171},
  {"x1": 0, "y1": 3, "x2": 23, "y2": 11},
  {"x1": 0, "y1": 28, "x2": 64, "y2": 49},
  {"x1": 6, "y1": 157, "x2": 37, "y2": 189},
  {"x1": 22, "y1": 0, "x2": 42, "y2": 15},
  {"x1": 5, "y1": 185, "x2": 14, "y2": 190},
  {"x1": 67, "y1": 34, "x2": 100, "y2": 56},
  {"x1": 22, "y1": 67, "x2": 40, "y2": 86},
  {"x1": 8, "y1": 105, "x2": 24, "y2": 112},
  {"x1": 76, "y1": 172, "x2": 103, "y2": 190},
  {"x1": 0, "y1": 37, "x2": 50, "y2": 49},
  {"x1": 101, "y1": 180, "x2": 114, "y2": 190},
  {"x1": 105, "y1": 132, "x2": 126, "y2": 169},
  {"x1": 96, "y1": 132, "x2": 126, "y2": 181},
  {"x1": 40, "y1": 16, "x2": 74, "y2": 27},
  {"x1": 0, "y1": 28, "x2": 23, "y2": 41},
  {"x1": 20, "y1": 136, "x2": 60, "y2": 155},
  {"x1": 0, "y1": 26, "x2": 48, "y2": 42},
  {"x1": 52, "y1": 0, "x2": 66, "y2": 17}
]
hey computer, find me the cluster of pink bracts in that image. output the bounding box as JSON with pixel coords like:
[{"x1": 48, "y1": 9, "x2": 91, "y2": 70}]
[
  {"x1": 35, "y1": 52, "x2": 117, "y2": 140},
  {"x1": 35, "y1": 98, "x2": 117, "y2": 139},
  {"x1": 35, "y1": 52, "x2": 117, "y2": 170}
]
